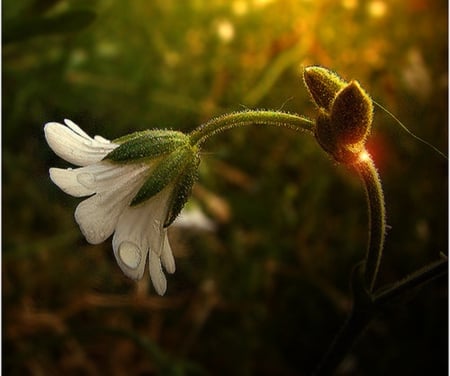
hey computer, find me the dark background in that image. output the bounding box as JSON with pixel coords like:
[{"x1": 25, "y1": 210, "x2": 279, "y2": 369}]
[{"x1": 3, "y1": 0, "x2": 448, "y2": 375}]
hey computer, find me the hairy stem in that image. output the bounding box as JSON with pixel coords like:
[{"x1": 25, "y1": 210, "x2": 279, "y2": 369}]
[
  {"x1": 354, "y1": 154, "x2": 386, "y2": 292},
  {"x1": 189, "y1": 110, "x2": 314, "y2": 146}
]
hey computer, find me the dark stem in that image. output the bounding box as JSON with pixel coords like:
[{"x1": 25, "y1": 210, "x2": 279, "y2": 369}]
[
  {"x1": 313, "y1": 257, "x2": 447, "y2": 375},
  {"x1": 313, "y1": 264, "x2": 374, "y2": 375},
  {"x1": 373, "y1": 257, "x2": 448, "y2": 306},
  {"x1": 312, "y1": 308, "x2": 372, "y2": 376}
]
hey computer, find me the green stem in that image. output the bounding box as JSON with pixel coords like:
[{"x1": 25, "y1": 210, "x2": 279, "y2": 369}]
[
  {"x1": 189, "y1": 110, "x2": 314, "y2": 146},
  {"x1": 354, "y1": 154, "x2": 386, "y2": 292}
]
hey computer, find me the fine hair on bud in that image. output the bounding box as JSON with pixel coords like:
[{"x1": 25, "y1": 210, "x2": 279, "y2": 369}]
[
  {"x1": 303, "y1": 66, "x2": 347, "y2": 112},
  {"x1": 330, "y1": 81, "x2": 373, "y2": 145}
]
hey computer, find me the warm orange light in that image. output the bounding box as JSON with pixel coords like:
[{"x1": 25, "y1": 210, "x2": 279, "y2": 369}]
[{"x1": 358, "y1": 150, "x2": 371, "y2": 162}]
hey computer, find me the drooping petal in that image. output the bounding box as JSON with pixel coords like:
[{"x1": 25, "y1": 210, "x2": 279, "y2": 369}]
[
  {"x1": 75, "y1": 193, "x2": 128, "y2": 245},
  {"x1": 74, "y1": 162, "x2": 150, "y2": 244},
  {"x1": 115, "y1": 240, "x2": 147, "y2": 281},
  {"x1": 111, "y1": 205, "x2": 152, "y2": 280},
  {"x1": 112, "y1": 186, "x2": 175, "y2": 294},
  {"x1": 44, "y1": 120, "x2": 118, "y2": 166},
  {"x1": 49, "y1": 167, "x2": 96, "y2": 197},
  {"x1": 160, "y1": 231, "x2": 176, "y2": 274},
  {"x1": 149, "y1": 250, "x2": 167, "y2": 296}
]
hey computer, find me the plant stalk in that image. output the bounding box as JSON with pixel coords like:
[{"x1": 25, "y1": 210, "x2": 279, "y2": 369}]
[
  {"x1": 354, "y1": 154, "x2": 386, "y2": 292},
  {"x1": 189, "y1": 110, "x2": 314, "y2": 146}
]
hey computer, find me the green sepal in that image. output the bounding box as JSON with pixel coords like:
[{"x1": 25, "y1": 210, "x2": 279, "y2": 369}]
[
  {"x1": 164, "y1": 150, "x2": 200, "y2": 227},
  {"x1": 106, "y1": 130, "x2": 188, "y2": 163},
  {"x1": 315, "y1": 109, "x2": 362, "y2": 164},
  {"x1": 303, "y1": 66, "x2": 347, "y2": 112},
  {"x1": 331, "y1": 81, "x2": 373, "y2": 145},
  {"x1": 130, "y1": 146, "x2": 193, "y2": 206},
  {"x1": 314, "y1": 110, "x2": 337, "y2": 156}
]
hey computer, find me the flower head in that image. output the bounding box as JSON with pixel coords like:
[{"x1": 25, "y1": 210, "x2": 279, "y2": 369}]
[
  {"x1": 303, "y1": 66, "x2": 373, "y2": 164},
  {"x1": 45, "y1": 119, "x2": 199, "y2": 295}
]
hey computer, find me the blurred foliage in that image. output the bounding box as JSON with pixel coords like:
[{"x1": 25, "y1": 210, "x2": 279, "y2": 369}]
[{"x1": 3, "y1": 0, "x2": 447, "y2": 375}]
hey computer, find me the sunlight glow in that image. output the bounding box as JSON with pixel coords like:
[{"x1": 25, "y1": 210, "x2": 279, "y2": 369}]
[{"x1": 358, "y1": 150, "x2": 371, "y2": 162}]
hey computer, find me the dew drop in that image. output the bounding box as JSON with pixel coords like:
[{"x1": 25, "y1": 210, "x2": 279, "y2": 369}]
[{"x1": 118, "y1": 241, "x2": 141, "y2": 269}]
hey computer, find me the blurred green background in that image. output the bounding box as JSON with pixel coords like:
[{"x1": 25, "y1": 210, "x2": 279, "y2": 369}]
[{"x1": 3, "y1": 0, "x2": 448, "y2": 375}]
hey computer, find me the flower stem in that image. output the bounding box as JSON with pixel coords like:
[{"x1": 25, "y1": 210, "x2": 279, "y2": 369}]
[
  {"x1": 314, "y1": 257, "x2": 447, "y2": 375},
  {"x1": 373, "y1": 256, "x2": 448, "y2": 306},
  {"x1": 354, "y1": 154, "x2": 386, "y2": 292},
  {"x1": 189, "y1": 110, "x2": 314, "y2": 146}
]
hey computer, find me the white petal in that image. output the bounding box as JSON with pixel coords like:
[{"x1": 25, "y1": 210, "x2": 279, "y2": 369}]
[
  {"x1": 116, "y1": 240, "x2": 147, "y2": 280},
  {"x1": 64, "y1": 119, "x2": 92, "y2": 140},
  {"x1": 112, "y1": 204, "x2": 152, "y2": 280},
  {"x1": 49, "y1": 161, "x2": 144, "y2": 197},
  {"x1": 149, "y1": 251, "x2": 167, "y2": 296},
  {"x1": 94, "y1": 135, "x2": 111, "y2": 143},
  {"x1": 75, "y1": 193, "x2": 128, "y2": 244},
  {"x1": 74, "y1": 163, "x2": 149, "y2": 244},
  {"x1": 118, "y1": 241, "x2": 142, "y2": 269},
  {"x1": 112, "y1": 187, "x2": 174, "y2": 292},
  {"x1": 112, "y1": 206, "x2": 157, "y2": 279},
  {"x1": 44, "y1": 121, "x2": 118, "y2": 166},
  {"x1": 113, "y1": 188, "x2": 172, "y2": 256},
  {"x1": 49, "y1": 167, "x2": 95, "y2": 197},
  {"x1": 161, "y1": 231, "x2": 176, "y2": 274}
]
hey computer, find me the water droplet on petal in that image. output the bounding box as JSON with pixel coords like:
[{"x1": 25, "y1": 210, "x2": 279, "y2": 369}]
[
  {"x1": 118, "y1": 241, "x2": 141, "y2": 269},
  {"x1": 77, "y1": 172, "x2": 96, "y2": 188}
]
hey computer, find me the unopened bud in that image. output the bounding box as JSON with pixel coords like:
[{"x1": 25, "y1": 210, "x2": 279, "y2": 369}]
[
  {"x1": 331, "y1": 81, "x2": 373, "y2": 145},
  {"x1": 303, "y1": 66, "x2": 347, "y2": 112},
  {"x1": 304, "y1": 66, "x2": 374, "y2": 164}
]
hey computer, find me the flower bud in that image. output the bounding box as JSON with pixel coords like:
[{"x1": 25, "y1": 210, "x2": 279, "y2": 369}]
[
  {"x1": 331, "y1": 81, "x2": 373, "y2": 145},
  {"x1": 314, "y1": 110, "x2": 336, "y2": 156},
  {"x1": 314, "y1": 110, "x2": 359, "y2": 164},
  {"x1": 304, "y1": 66, "x2": 374, "y2": 164},
  {"x1": 303, "y1": 66, "x2": 347, "y2": 112}
]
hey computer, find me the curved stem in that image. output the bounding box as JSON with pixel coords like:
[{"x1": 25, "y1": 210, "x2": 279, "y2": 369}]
[
  {"x1": 354, "y1": 154, "x2": 386, "y2": 292},
  {"x1": 189, "y1": 110, "x2": 314, "y2": 146},
  {"x1": 314, "y1": 257, "x2": 447, "y2": 375}
]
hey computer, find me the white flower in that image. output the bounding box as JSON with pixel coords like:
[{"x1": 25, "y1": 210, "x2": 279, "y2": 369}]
[{"x1": 44, "y1": 119, "x2": 199, "y2": 295}]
